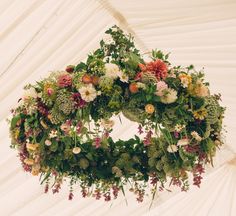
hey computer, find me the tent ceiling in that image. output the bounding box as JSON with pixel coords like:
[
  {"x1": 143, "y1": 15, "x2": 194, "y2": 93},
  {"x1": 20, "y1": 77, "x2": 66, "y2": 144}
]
[{"x1": 0, "y1": 0, "x2": 236, "y2": 215}]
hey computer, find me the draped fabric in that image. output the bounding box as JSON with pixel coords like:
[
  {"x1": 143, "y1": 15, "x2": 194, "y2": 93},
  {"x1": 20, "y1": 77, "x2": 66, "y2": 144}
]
[{"x1": 0, "y1": 0, "x2": 236, "y2": 215}]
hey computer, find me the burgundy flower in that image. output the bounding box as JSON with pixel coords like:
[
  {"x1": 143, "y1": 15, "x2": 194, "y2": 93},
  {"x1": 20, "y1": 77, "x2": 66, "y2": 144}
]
[
  {"x1": 138, "y1": 125, "x2": 144, "y2": 134},
  {"x1": 66, "y1": 65, "x2": 75, "y2": 73},
  {"x1": 72, "y1": 93, "x2": 86, "y2": 108},
  {"x1": 143, "y1": 130, "x2": 153, "y2": 146},
  {"x1": 68, "y1": 192, "x2": 74, "y2": 200},
  {"x1": 57, "y1": 74, "x2": 72, "y2": 87}
]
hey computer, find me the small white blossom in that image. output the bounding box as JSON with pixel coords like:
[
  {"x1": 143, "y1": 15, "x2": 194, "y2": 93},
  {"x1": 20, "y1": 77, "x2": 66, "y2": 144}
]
[{"x1": 49, "y1": 130, "x2": 57, "y2": 138}]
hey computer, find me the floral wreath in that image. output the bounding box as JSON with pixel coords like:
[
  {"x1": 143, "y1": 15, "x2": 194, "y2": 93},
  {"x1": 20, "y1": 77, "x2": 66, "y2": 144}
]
[{"x1": 9, "y1": 26, "x2": 225, "y2": 202}]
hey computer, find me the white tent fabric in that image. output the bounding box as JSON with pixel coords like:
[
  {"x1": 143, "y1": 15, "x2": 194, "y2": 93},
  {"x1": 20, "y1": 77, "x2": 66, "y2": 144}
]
[{"x1": 0, "y1": 0, "x2": 236, "y2": 215}]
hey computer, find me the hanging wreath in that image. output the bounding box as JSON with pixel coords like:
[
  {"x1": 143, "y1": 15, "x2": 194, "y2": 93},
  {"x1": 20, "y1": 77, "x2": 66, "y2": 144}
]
[{"x1": 9, "y1": 26, "x2": 225, "y2": 202}]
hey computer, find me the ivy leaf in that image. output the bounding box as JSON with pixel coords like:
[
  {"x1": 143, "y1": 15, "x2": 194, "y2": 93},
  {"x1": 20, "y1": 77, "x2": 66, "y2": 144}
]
[
  {"x1": 75, "y1": 62, "x2": 87, "y2": 71},
  {"x1": 50, "y1": 140, "x2": 58, "y2": 152}
]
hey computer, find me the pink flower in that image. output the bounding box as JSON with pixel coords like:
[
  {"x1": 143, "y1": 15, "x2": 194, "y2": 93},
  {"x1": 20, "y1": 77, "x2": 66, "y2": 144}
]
[
  {"x1": 47, "y1": 88, "x2": 54, "y2": 96},
  {"x1": 57, "y1": 73, "x2": 72, "y2": 87},
  {"x1": 76, "y1": 122, "x2": 83, "y2": 134},
  {"x1": 60, "y1": 121, "x2": 71, "y2": 134},
  {"x1": 156, "y1": 81, "x2": 168, "y2": 96},
  {"x1": 143, "y1": 130, "x2": 153, "y2": 146}
]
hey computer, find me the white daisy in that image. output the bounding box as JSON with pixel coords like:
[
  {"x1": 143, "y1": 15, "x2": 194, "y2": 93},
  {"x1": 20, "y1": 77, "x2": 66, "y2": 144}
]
[
  {"x1": 118, "y1": 72, "x2": 129, "y2": 83},
  {"x1": 79, "y1": 84, "x2": 97, "y2": 102}
]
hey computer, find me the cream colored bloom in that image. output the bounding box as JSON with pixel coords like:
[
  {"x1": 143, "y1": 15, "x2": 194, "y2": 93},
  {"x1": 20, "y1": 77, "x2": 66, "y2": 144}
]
[
  {"x1": 24, "y1": 158, "x2": 34, "y2": 165},
  {"x1": 105, "y1": 63, "x2": 121, "y2": 79},
  {"x1": 177, "y1": 138, "x2": 189, "y2": 146},
  {"x1": 49, "y1": 130, "x2": 57, "y2": 138},
  {"x1": 191, "y1": 131, "x2": 202, "y2": 141},
  {"x1": 22, "y1": 88, "x2": 38, "y2": 100},
  {"x1": 79, "y1": 84, "x2": 97, "y2": 102},
  {"x1": 167, "y1": 145, "x2": 178, "y2": 153},
  {"x1": 161, "y1": 88, "x2": 177, "y2": 104},
  {"x1": 26, "y1": 143, "x2": 39, "y2": 151},
  {"x1": 45, "y1": 140, "x2": 52, "y2": 146},
  {"x1": 101, "y1": 119, "x2": 115, "y2": 130},
  {"x1": 72, "y1": 147, "x2": 81, "y2": 154},
  {"x1": 193, "y1": 80, "x2": 209, "y2": 97}
]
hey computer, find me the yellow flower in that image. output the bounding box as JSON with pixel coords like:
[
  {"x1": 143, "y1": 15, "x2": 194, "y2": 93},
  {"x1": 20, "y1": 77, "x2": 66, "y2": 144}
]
[
  {"x1": 14, "y1": 129, "x2": 20, "y2": 140},
  {"x1": 193, "y1": 108, "x2": 207, "y2": 120},
  {"x1": 26, "y1": 143, "x2": 39, "y2": 151},
  {"x1": 24, "y1": 158, "x2": 34, "y2": 165},
  {"x1": 72, "y1": 147, "x2": 81, "y2": 154},
  {"x1": 31, "y1": 164, "x2": 41, "y2": 176},
  {"x1": 145, "y1": 104, "x2": 155, "y2": 114},
  {"x1": 188, "y1": 80, "x2": 209, "y2": 97},
  {"x1": 40, "y1": 120, "x2": 48, "y2": 129},
  {"x1": 179, "y1": 73, "x2": 192, "y2": 88}
]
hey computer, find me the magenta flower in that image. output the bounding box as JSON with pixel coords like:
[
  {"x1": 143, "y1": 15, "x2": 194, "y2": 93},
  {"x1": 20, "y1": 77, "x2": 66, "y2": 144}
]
[
  {"x1": 93, "y1": 137, "x2": 102, "y2": 148},
  {"x1": 72, "y1": 93, "x2": 86, "y2": 108}
]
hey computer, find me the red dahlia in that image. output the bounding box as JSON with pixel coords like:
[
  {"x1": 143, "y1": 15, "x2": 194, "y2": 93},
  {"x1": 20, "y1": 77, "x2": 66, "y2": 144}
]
[{"x1": 138, "y1": 59, "x2": 168, "y2": 80}]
